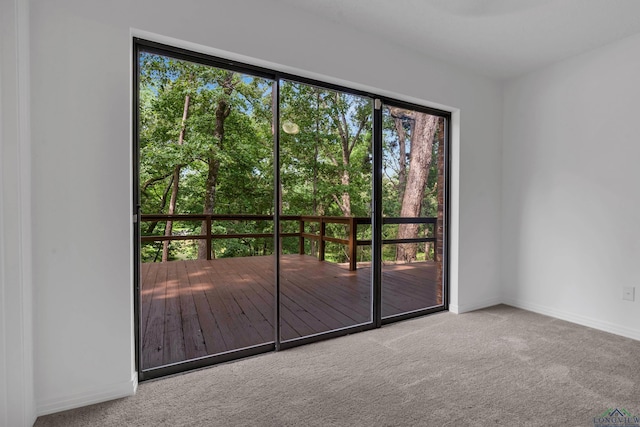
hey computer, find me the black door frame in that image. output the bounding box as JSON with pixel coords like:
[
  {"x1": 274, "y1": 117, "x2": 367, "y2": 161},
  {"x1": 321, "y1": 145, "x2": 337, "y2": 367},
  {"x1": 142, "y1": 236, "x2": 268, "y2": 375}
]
[{"x1": 133, "y1": 38, "x2": 450, "y2": 380}]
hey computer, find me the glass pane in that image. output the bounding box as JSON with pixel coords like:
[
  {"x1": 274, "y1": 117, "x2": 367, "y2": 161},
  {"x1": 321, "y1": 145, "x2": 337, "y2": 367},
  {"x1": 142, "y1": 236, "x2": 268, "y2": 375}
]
[
  {"x1": 279, "y1": 80, "x2": 373, "y2": 341},
  {"x1": 381, "y1": 105, "x2": 445, "y2": 318},
  {"x1": 138, "y1": 51, "x2": 275, "y2": 370}
]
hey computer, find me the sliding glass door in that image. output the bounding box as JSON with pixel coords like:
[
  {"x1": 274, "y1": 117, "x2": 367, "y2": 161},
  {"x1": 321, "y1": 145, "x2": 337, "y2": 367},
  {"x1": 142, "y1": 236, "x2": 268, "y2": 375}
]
[
  {"x1": 134, "y1": 40, "x2": 449, "y2": 379},
  {"x1": 136, "y1": 49, "x2": 276, "y2": 374},
  {"x1": 278, "y1": 80, "x2": 373, "y2": 342},
  {"x1": 381, "y1": 103, "x2": 446, "y2": 318}
]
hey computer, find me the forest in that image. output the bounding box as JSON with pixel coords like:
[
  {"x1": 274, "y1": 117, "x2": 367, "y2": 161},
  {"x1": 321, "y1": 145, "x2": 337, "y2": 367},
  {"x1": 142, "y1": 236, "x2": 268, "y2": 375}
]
[{"x1": 138, "y1": 52, "x2": 444, "y2": 265}]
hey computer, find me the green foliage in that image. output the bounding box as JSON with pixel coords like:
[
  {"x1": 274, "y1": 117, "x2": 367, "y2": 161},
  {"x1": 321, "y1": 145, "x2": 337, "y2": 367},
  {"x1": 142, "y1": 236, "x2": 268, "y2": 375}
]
[
  {"x1": 138, "y1": 52, "x2": 440, "y2": 263},
  {"x1": 279, "y1": 82, "x2": 372, "y2": 218}
]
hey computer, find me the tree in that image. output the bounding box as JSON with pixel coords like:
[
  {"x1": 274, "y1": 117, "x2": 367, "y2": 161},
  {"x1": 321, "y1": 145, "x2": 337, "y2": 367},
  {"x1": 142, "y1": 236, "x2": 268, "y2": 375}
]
[
  {"x1": 280, "y1": 85, "x2": 371, "y2": 216},
  {"x1": 391, "y1": 108, "x2": 439, "y2": 262},
  {"x1": 278, "y1": 83, "x2": 372, "y2": 260},
  {"x1": 139, "y1": 53, "x2": 274, "y2": 262},
  {"x1": 197, "y1": 71, "x2": 235, "y2": 259},
  {"x1": 326, "y1": 92, "x2": 370, "y2": 217},
  {"x1": 390, "y1": 110, "x2": 408, "y2": 206},
  {"x1": 140, "y1": 53, "x2": 378, "y2": 264},
  {"x1": 162, "y1": 94, "x2": 190, "y2": 262},
  {"x1": 196, "y1": 73, "x2": 273, "y2": 258}
]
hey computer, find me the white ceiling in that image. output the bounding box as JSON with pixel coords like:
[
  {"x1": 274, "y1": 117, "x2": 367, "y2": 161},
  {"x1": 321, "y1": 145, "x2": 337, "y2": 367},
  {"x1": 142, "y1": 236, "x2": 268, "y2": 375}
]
[{"x1": 275, "y1": 0, "x2": 640, "y2": 79}]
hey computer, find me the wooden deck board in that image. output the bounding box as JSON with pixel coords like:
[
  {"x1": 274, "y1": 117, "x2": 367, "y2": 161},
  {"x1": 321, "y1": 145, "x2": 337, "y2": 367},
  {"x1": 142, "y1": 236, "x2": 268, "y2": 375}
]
[
  {"x1": 234, "y1": 257, "x2": 314, "y2": 339},
  {"x1": 184, "y1": 260, "x2": 227, "y2": 356},
  {"x1": 281, "y1": 273, "x2": 360, "y2": 328},
  {"x1": 162, "y1": 261, "x2": 185, "y2": 365},
  {"x1": 282, "y1": 261, "x2": 371, "y2": 321},
  {"x1": 201, "y1": 263, "x2": 254, "y2": 350},
  {"x1": 141, "y1": 255, "x2": 441, "y2": 370},
  {"x1": 140, "y1": 260, "x2": 162, "y2": 343},
  {"x1": 142, "y1": 258, "x2": 168, "y2": 369},
  {"x1": 250, "y1": 257, "x2": 336, "y2": 337},
  {"x1": 177, "y1": 261, "x2": 207, "y2": 361}
]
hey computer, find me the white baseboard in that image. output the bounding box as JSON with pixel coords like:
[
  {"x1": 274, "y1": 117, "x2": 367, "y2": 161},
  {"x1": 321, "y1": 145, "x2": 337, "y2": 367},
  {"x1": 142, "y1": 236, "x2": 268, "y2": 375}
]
[
  {"x1": 503, "y1": 298, "x2": 640, "y2": 342},
  {"x1": 32, "y1": 300, "x2": 639, "y2": 417},
  {"x1": 37, "y1": 372, "x2": 138, "y2": 417},
  {"x1": 450, "y1": 296, "x2": 502, "y2": 314}
]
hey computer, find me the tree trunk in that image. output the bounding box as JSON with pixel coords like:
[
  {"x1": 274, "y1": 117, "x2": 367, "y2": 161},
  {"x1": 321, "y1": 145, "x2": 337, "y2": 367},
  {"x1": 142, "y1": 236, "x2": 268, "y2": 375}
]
[
  {"x1": 146, "y1": 175, "x2": 174, "y2": 235},
  {"x1": 162, "y1": 167, "x2": 181, "y2": 262},
  {"x1": 311, "y1": 92, "x2": 320, "y2": 256},
  {"x1": 198, "y1": 72, "x2": 234, "y2": 259},
  {"x1": 333, "y1": 95, "x2": 352, "y2": 218},
  {"x1": 339, "y1": 156, "x2": 352, "y2": 217},
  {"x1": 391, "y1": 113, "x2": 408, "y2": 205},
  {"x1": 396, "y1": 112, "x2": 439, "y2": 262},
  {"x1": 330, "y1": 93, "x2": 368, "y2": 218},
  {"x1": 198, "y1": 157, "x2": 221, "y2": 260},
  {"x1": 162, "y1": 95, "x2": 190, "y2": 262},
  {"x1": 435, "y1": 118, "x2": 445, "y2": 305}
]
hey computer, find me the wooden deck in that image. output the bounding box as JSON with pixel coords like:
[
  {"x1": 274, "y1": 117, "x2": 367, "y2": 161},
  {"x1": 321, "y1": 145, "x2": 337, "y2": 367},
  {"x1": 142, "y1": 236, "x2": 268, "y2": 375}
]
[{"x1": 140, "y1": 254, "x2": 441, "y2": 370}]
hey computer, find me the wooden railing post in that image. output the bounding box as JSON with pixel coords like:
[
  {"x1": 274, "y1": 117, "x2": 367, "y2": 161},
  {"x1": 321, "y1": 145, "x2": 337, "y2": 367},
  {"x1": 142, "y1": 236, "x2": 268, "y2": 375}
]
[
  {"x1": 206, "y1": 215, "x2": 212, "y2": 260},
  {"x1": 298, "y1": 218, "x2": 305, "y2": 255},
  {"x1": 319, "y1": 218, "x2": 326, "y2": 262},
  {"x1": 348, "y1": 217, "x2": 357, "y2": 271}
]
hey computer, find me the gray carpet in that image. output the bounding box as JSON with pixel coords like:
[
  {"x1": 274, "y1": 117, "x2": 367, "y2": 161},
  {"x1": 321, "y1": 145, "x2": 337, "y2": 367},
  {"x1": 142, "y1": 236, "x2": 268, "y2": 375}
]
[{"x1": 35, "y1": 305, "x2": 640, "y2": 426}]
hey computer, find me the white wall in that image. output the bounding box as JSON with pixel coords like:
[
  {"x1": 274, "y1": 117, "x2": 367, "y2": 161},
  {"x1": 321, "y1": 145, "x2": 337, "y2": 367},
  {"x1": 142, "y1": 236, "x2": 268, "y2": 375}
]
[
  {"x1": 0, "y1": 0, "x2": 35, "y2": 425},
  {"x1": 502, "y1": 33, "x2": 640, "y2": 340},
  {"x1": 29, "y1": 0, "x2": 503, "y2": 415}
]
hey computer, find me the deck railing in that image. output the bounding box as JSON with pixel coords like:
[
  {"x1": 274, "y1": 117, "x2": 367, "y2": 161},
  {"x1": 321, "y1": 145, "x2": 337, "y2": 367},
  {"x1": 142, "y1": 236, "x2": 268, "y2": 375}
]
[{"x1": 140, "y1": 214, "x2": 436, "y2": 271}]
